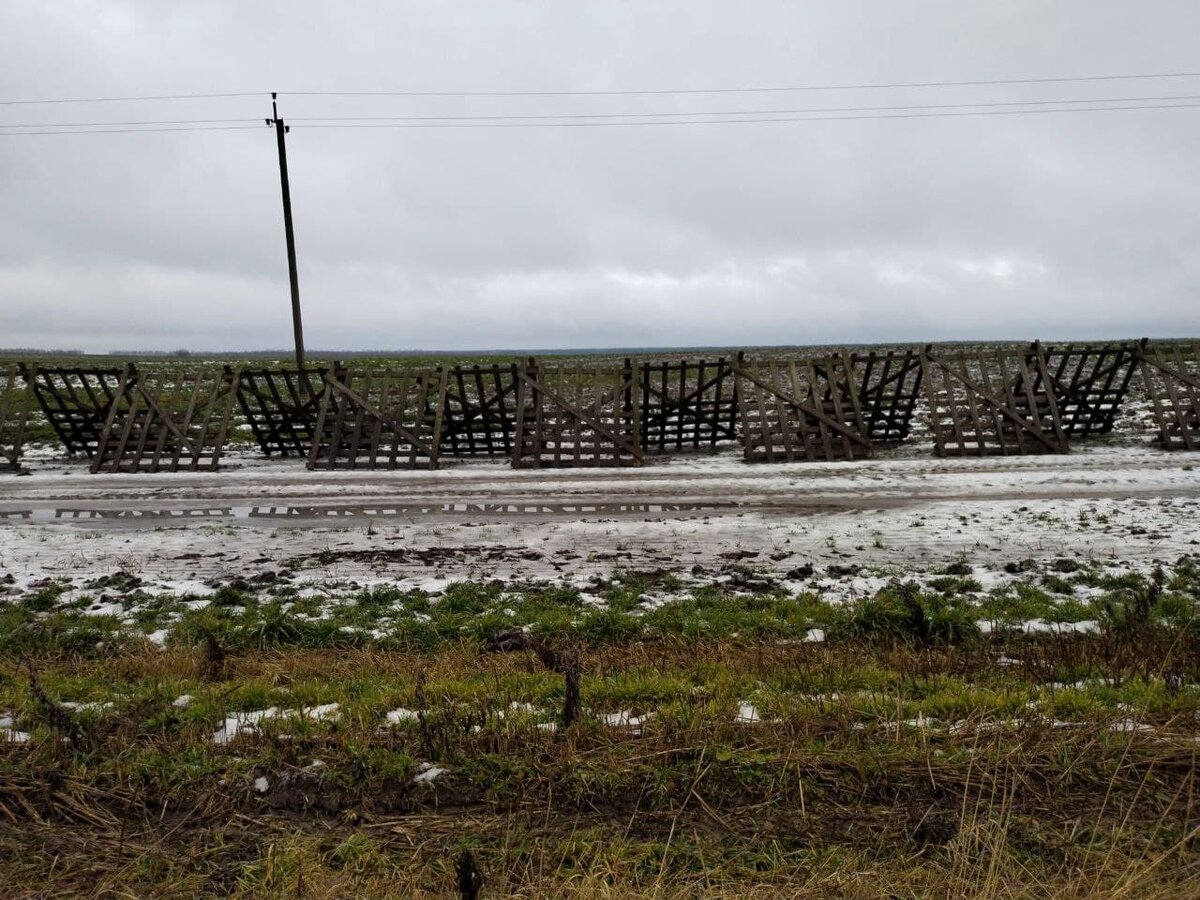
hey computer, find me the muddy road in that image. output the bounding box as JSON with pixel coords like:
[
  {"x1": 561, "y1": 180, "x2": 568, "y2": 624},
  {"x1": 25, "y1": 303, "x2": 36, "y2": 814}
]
[{"x1": 0, "y1": 445, "x2": 1197, "y2": 583}]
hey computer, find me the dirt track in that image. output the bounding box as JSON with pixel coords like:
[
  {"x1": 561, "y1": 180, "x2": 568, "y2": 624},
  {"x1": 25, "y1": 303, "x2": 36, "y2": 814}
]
[{"x1": 1, "y1": 444, "x2": 1196, "y2": 585}]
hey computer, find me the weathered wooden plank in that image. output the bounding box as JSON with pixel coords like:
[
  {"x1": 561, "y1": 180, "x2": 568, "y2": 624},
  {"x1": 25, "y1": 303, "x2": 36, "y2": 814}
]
[
  {"x1": 27, "y1": 366, "x2": 132, "y2": 457},
  {"x1": 235, "y1": 366, "x2": 326, "y2": 456},
  {"x1": 306, "y1": 366, "x2": 444, "y2": 469},
  {"x1": 439, "y1": 363, "x2": 520, "y2": 459},
  {"x1": 91, "y1": 367, "x2": 238, "y2": 472},
  {"x1": 921, "y1": 346, "x2": 1069, "y2": 457},
  {"x1": 512, "y1": 360, "x2": 642, "y2": 468},
  {"x1": 1, "y1": 363, "x2": 32, "y2": 472},
  {"x1": 734, "y1": 356, "x2": 872, "y2": 463},
  {"x1": 1138, "y1": 341, "x2": 1200, "y2": 450},
  {"x1": 638, "y1": 357, "x2": 738, "y2": 454}
]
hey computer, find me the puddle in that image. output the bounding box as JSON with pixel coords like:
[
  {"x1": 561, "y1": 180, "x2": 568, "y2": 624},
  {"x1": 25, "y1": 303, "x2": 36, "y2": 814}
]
[{"x1": 5, "y1": 499, "x2": 741, "y2": 526}]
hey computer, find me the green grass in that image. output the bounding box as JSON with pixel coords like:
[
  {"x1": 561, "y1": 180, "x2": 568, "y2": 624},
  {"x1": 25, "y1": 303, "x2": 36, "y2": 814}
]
[{"x1": 3, "y1": 563, "x2": 1200, "y2": 896}]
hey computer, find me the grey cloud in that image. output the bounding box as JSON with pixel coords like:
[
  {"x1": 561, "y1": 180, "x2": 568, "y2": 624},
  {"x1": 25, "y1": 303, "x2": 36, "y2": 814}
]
[{"x1": 2, "y1": 0, "x2": 1198, "y2": 352}]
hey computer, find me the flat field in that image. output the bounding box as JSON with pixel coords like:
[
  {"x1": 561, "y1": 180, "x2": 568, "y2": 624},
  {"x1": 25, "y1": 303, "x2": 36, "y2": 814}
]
[{"x1": 2, "y1": 351, "x2": 1199, "y2": 898}]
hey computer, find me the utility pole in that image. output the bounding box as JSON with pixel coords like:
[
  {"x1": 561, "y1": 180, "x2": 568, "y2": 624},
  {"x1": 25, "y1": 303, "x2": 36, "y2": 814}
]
[{"x1": 267, "y1": 92, "x2": 305, "y2": 369}]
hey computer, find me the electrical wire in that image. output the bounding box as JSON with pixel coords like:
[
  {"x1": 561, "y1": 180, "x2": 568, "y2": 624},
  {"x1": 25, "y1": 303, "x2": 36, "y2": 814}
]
[
  {"x1": 4, "y1": 71, "x2": 1200, "y2": 105},
  {"x1": 281, "y1": 71, "x2": 1200, "y2": 98},
  {"x1": 0, "y1": 118, "x2": 263, "y2": 129},
  {"x1": 0, "y1": 124, "x2": 264, "y2": 136},
  {"x1": 288, "y1": 93, "x2": 1200, "y2": 123},
  {"x1": 289, "y1": 101, "x2": 1200, "y2": 129},
  {"x1": 0, "y1": 91, "x2": 264, "y2": 106},
  {"x1": 4, "y1": 96, "x2": 1200, "y2": 135}
]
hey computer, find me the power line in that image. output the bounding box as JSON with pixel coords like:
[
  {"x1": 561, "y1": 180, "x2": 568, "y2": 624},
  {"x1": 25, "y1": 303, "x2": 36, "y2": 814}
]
[
  {"x1": 4, "y1": 71, "x2": 1200, "y2": 106},
  {"x1": 282, "y1": 71, "x2": 1200, "y2": 99},
  {"x1": 0, "y1": 91, "x2": 263, "y2": 106},
  {"x1": 0, "y1": 124, "x2": 264, "y2": 136},
  {"x1": 6, "y1": 95, "x2": 1200, "y2": 135},
  {"x1": 0, "y1": 118, "x2": 262, "y2": 129},
  {"x1": 289, "y1": 93, "x2": 1200, "y2": 123},
  {"x1": 289, "y1": 101, "x2": 1200, "y2": 129}
]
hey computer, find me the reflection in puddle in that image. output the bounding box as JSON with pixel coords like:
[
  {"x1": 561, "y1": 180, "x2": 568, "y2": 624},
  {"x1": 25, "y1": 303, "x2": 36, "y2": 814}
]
[
  {"x1": 55, "y1": 508, "x2": 230, "y2": 520},
  {"x1": 9, "y1": 500, "x2": 740, "y2": 525}
]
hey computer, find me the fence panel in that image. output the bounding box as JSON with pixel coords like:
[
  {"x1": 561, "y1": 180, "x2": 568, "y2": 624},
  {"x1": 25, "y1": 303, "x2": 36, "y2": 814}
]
[
  {"x1": 28, "y1": 365, "x2": 135, "y2": 458},
  {"x1": 1013, "y1": 342, "x2": 1139, "y2": 437},
  {"x1": 1, "y1": 363, "x2": 32, "y2": 472},
  {"x1": 235, "y1": 366, "x2": 326, "y2": 457},
  {"x1": 512, "y1": 360, "x2": 642, "y2": 467},
  {"x1": 921, "y1": 346, "x2": 1068, "y2": 456},
  {"x1": 307, "y1": 367, "x2": 447, "y2": 470},
  {"x1": 439, "y1": 363, "x2": 521, "y2": 459},
  {"x1": 639, "y1": 357, "x2": 739, "y2": 454},
  {"x1": 735, "y1": 355, "x2": 873, "y2": 462},
  {"x1": 849, "y1": 349, "x2": 925, "y2": 446},
  {"x1": 92, "y1": 367, "x2": 240, "y2": 472},
  {"x1": 1138, "y1": 341, "x2": 1200, "y2": 450}
]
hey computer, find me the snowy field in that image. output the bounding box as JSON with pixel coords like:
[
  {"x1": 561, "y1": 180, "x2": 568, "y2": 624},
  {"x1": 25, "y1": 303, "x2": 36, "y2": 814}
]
[{"x1": 1, "y1": 441, "x2": 1196, "y2": 601}]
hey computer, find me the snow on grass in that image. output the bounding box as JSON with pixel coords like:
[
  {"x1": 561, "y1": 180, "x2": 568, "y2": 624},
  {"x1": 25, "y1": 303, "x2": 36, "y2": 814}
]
[
  {"x1": 211, "y1": 704, "x2": 340, "y2": 745},
  {"x1": 734, "y1": 703, "x2": 761, "y2": 724},
  {"x1": 384, "y1": 708, "x2": 419, "y2": 725},
  {"x1": 412, "y1": 762, "x2": 449, "y2": 784},
  {"x1": 1, "y1": 713, "x2": 30, "y2": 744}
]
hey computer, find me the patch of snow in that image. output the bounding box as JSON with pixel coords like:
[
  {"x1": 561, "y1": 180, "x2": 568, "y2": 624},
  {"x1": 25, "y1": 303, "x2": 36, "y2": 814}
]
[
  {"x1": 385, "y1": 707, "x2": 420, "y2": 725},
  {"x1": 213, "y1": 707, "x2": 281, "y2": 744},
  {"x1": 1110, "y1": 718, "x2": 1153, "y2": 733},
  {"x1": 172, "y1": 694, "x2": 193, "y2": 709},
  {"x1": 253, "y1": 776, "x2": 270, "y2": 793},
  {"x1": 412, "y1": 762, "x2": 449, "y2": 784},
  {"x1": 1018, "y1": 619, "x2": 1099, "y2": 635},
  {"x1": 1, "y1": 713, "x2": 31, "y2": 744},
  {"x1": 600, "y1": 710, "x2": 651, "y2": 735},
  {"x1": 734, "y1": 702, "x2": 761, "y2": 724},
  {"x1": 803, "y1": 628, "x2": 826, "y2": 643},
  {"x1": 60, "y1": 700, "x2": 114, "y2": 714},
  {"x1": 304, "y1": 703, "x2": 340, "y2": 721}
]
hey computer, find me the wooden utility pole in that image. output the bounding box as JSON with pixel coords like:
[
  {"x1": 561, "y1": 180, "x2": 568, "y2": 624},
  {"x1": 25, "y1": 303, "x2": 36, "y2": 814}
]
[{"x1": 267, "y1": 92, "x2": 305, "y2": 369}]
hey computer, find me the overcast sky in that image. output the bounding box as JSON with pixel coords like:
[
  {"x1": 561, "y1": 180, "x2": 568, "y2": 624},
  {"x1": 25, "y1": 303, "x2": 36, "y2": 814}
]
[{"x1": 2, "y1": 1, "x2": 1198, "y2": 352}]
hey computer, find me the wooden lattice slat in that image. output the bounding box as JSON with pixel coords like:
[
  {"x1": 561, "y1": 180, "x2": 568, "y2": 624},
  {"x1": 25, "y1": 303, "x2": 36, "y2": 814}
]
[
  {"x1": 1013, "y1": 341, "x2": 1140, "y2": 437},
  {"x1": 235, "y1": 366, "x2": 326, "y2": 457},
  {"x1": 307, "y1": 367, "x2": 447, "y2": 470},
  {"x1": 512, "y1": 359, "x2": 642, "y2": 467},
  {"x1": 639, "y1": 356, "x2": 739, "y2": 454},
  {"x1": 91, "y1": 367, "x2": 240, "y2": 472},
  {"x1": 1138, "y1": 341, "x2": 1200, "y2": 450},
  {"x1": 27, "y1": 365, "x2": 132, "y2": 457},
  {"x1": 1, "y1": 363, "x2": 32, "y2": 472},
  {"x1": 735, "y1": 356, "x2": 873, "y2": 462},
  {"x1": 921, "y1": 345, "x2": 1069, "y2": 456},
  {"x1": 438, "y1": 363, "x2": 521, "y2": 459},
  {"x1": 849, "y1": 349, "x2": 925, "y2": 445}
]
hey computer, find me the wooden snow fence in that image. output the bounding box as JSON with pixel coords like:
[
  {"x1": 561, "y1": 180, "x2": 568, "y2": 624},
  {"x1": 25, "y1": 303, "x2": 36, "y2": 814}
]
[
  {"x1": 843, "y1": 349, "x2": 925, "y2": 447},
  {"x1": 438, "y1": 363, "x2": 521, "y2": 459},
  {"x1": 27, "y1": 365, "x2": 134, "y2": 458},
  {"x1": 91, "y1": 366, "x2": 240, "y2": 472},
  {"x1": 307, "y1": 366, "x2": 447, "y2": 470},
  {"x1": 512, "y1": 359, "x2": 642, "y2": 467},
  {"x1": 638, "y1": 356, "x2": 740, "y2": 454},
  {"x1": 234, "y1": 366, "x2": 326, "y2": 457},
  {"x1": 921, "y1": 345, "x2": 1068, "y2": 456},
  {"x1": 1012, "y1": 342, "x2": 1140, "y2": 438},
  {"x1": 1, "y1": 363, "x2": 32, "y2": 472},
  {"x1": 734, "y1": 355, "x2": 874, "y2": 462},
  {"x1": 1137, "y1": 340, "x2": 1200, "y2": 450}
]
